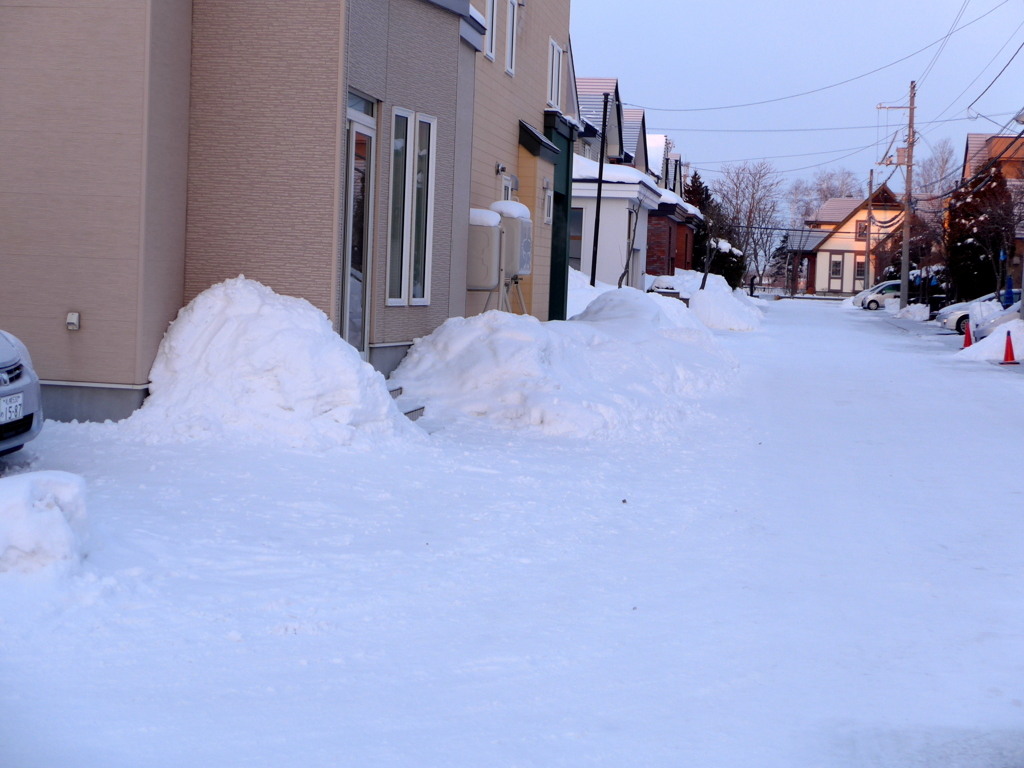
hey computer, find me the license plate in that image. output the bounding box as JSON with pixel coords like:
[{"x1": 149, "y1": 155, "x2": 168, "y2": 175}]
[{"x1": 0, "y1": 393, "x2": 23, "y2": 424}]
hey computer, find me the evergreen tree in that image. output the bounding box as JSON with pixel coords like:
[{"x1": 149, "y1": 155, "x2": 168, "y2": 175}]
[
  {"x1": 945, "y1": 167, "x2": 1015, "y2": 301},
  {"x1": 684, "y1": 171, "x2": 745, "y2": 287}
]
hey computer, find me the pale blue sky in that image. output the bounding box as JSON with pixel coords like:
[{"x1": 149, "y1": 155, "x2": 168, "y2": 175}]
[{"x1": 570, "y1": 0, "x2": 1024, "y2": 191}]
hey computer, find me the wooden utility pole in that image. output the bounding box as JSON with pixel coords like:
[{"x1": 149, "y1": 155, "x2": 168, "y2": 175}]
[
  {"x1": 865, "y1": 169, "x2": 874, "y2": 290},
  {"x1": 900, "y1": 81, "x2": 916, "y2": 309}
]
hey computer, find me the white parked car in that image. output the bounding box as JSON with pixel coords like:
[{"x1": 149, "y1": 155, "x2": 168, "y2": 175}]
[
  {"x1": 0, "y1": 331, "x2": 44, "y2": 456},
  {"x1": 973, "y1": 300, "x2": 1022, "y2": 341},
  {"x1": 935, "y1": 290, "x2": 1021, "y2": 335},
  {"x1": 861, "y1": 281, "x2": 901, "y2": 310},
  {"x1": 852, "y1": 280, "x2": 899, "y2": 308}
]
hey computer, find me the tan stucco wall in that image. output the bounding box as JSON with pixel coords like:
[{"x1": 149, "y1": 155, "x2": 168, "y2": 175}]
[
  {"x1": 184, "y1": 0, "x2": 345, "y2": 317},
  {"x1": 467, "y1": 0, "x2": 570, "y2": 320},
  {"x1": 0, "y1": 0, "x2": 191, "y2": 385}
]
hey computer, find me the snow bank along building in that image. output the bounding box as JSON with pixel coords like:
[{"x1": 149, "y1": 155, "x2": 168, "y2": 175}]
[{"x1": 0, "y1": 0, "x2": 506, "y2": 422}]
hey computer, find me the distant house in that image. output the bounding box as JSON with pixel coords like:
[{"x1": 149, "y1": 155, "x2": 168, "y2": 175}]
[
  {"x1": 644, "y1": 134, "x2": 700, "y2": 277},
  {"x1": 797, "y1": 185, "x2": 903, "y2": 295}
]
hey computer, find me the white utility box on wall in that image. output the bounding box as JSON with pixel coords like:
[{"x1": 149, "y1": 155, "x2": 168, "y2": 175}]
[
  {"x1": 490, "y1": 200, "x2": 533, "y2": 278},
  {"x1": 467, "y1": 208, "x2": 501, "y2": 291}
]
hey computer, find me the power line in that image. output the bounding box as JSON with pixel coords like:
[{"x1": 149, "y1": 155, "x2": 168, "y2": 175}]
[
  {"x1": 624, "y1": 0, "x2": 1011, "y2": 113},
  {"x1": 924, "y1": 19, "x2": 1024, "y2": 125},
  {"x1": 918, "y1": 0, "x2": 971, "y2": 86},
  {"x1": 965, "y1": 37, "x2": 1024, "y2": 112},
  {"x1": 649, "y1": 113, "x2": 1011, "y2": 135}
]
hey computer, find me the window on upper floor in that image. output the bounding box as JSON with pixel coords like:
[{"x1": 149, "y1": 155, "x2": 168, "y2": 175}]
[
  {"x1": 547, "y1": 39, "x2": 563, "y2": 108},
  {"x1": 856, "y1": 220, "x2": 868, "y2": 240},
  {"x1": 484, "y1": 0, "x2": 497, "y2": 60},
  {"x1": 505, "y1": 0, "x2": 517, "y2": 75},
  {"x1": 388, "y1": 108, "x2": 437, "y2": 306}
]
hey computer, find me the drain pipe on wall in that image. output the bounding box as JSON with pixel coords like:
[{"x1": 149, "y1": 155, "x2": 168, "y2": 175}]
[{"x1": 589, "y1": 92, "x2": 610, "y2": 288}]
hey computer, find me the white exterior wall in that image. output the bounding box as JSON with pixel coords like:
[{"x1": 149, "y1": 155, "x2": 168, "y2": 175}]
[{"x1": 572, "y1": 181, "x2": 657, "y2": 288}]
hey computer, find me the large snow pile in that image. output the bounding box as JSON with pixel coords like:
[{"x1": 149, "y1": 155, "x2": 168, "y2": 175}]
[
  {"x1": 893, "y1": 303, "x2": 929, "y2": 321},
  {"x1": 0, "y1": 471, "x2": 87, "y2": 573},
  {"x1": 566, "y1": 267, "x2": 616, "y2": 318},
  {"x1": 650, "y1": 270, "x2": 761, "y2": 331},
  {"x1": 125, "y1": 278, "x2": 413, "y2": 448},
  {"x1": 956, "y1": 318, "x2": 1024, "y2": 362},
  {"x1": 391, "y1": 288, "x2": 733, "y2": 437}
]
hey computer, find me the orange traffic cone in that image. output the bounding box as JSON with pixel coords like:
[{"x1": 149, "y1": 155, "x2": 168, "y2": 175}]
[
  {"x1": 963, "y1": 321, "x2": 972, "y2": 348},
  {"x1": 1000, "y1": 330, "x2": 1019, "y2": 365}
]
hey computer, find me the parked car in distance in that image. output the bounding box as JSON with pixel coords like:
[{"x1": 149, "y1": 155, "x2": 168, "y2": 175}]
[
  {"x1": 935, "y1": 290, "x2": 1022, "y2": 334},
  {"x1": 862, "y1": 281, "x2": 901, "y2": 310},
  {"x1": 852, "y1": 280, "x2": 899, "y2": 308},
  {"x1": 0, "y1": 330, "x2": 44, "y2": 457},
  {"x1": 973, "y1": 300, "x2": 1022, "y2": 341}
]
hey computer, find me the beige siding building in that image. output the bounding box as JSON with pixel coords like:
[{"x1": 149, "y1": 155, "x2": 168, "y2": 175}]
[
  {"x1": 467, "y1": 0, "x2": 576, "y2": 320},
  {"x1": 1, "y1": 0, "x2": 482, "y2": 420},
  {"x1": 1, "y1": 0, "x2": 192, "y2": 419}
]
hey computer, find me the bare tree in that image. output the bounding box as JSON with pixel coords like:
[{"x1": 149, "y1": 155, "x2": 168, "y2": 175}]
[
  {"x1": 712, "y1": 160, "x2": 785, "y2": 284},
  {"x1": 786, "y1": 167, "x2": 863, "y2": 226},
  {"x1": 917, "y1": 137, "x2": 956, "y2": 195}
]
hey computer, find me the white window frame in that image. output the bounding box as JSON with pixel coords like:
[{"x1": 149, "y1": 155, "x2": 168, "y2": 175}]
[
  {"x1": 484, "y1": 0, "x2": 497, "y2": 61},
  {"x1": 501, "y1": 175, "x2": 513, "y2": 201},
  {"x1": 547, "y1": 39, "x2": 562, "y2": 108},
  {"x1": 504, "y1": 0, "x2": 517, "y2": 75},
  {"x1": 386, "y1": 108, "x2": 437, "y2": 307},
  {"x1": 544, "y1": 189, "x2": 554, "y2": 224}
]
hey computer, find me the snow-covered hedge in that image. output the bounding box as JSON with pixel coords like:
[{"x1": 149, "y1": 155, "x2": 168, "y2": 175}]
[
  {"x1": 125, "y1": 277, "x2": 414, "y2": 448},
  {"x1": 0, "y1": 471, "x2": 87, "y2": 574},
  {"x1": 390, "y1": 288, "x2": 734, "y2": 437}
]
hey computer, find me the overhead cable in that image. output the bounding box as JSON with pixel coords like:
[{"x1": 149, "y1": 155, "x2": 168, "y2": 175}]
[{"x1": 623, "y1": 0, "x2": 1010, "y2": 113}]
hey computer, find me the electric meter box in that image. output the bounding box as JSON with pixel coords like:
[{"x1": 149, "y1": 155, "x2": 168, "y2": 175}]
[{"x1": 467, "y1": 211, "x2": 501, "y2": 291}]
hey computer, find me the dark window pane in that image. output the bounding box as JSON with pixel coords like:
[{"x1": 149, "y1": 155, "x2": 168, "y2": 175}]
[{"x1": 388, "y1": 115, "x2": 408, "y2": 300}]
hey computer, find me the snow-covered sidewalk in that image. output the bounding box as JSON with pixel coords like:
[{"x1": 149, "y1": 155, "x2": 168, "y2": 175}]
[{"x1": 2, "y1": 301, "x2": 1024, "y2": 767}]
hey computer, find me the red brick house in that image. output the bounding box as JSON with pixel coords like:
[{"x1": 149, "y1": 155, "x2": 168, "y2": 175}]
[{"x1": 646, "y1": 190, "x2": 701, "y2": 276}]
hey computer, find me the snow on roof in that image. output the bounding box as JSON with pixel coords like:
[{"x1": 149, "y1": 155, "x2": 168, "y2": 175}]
[
  {"x1": 657, "y1": 187, "x2": 702, "y2": 219},
  {"x1": 572, "y1": 155, "x2": 662, "y2": 195},
  {"x1": 809, "y1": 197, "x2": 862, "y2": 224}
]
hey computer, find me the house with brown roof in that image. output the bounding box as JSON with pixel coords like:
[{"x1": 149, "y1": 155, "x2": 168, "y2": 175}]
[
  {"x1": 805, "y1": 186, "x2": 903, "y2": 295},
  {"x1": 0, "y1": 0, "x2": 484, "y2": 420}
]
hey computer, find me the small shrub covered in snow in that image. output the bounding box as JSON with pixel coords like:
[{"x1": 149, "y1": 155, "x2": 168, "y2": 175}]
[
  {"x1": 0, "y1": 471, "x2": 87, "y2": 573},
  {"x1": 126, "y1": 277, "x2": 414, "y2": 448},
  {"x1": 391, "y1": 288, "x2": 734, "y2": 437}
]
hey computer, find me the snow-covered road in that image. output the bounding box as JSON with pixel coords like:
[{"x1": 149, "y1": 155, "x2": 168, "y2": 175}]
[{"x1": 3, "y1": 301, "x2": 1023, "y2": 767}]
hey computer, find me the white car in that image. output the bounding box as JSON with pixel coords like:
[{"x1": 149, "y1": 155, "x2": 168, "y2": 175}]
[
  {"x1": 973, "y1": 300, "x2": 1022, "y2": 341},
  {"x1": 0, "y1": 331, "x2": 44, "y2": 457},
  {"x1": 861, "y1": 281, "x2": 901, "y2": 310},
  {"x1": 852, "y1": 280, "x2": 899, "y2": 308},
  {"x1": 935, "y1": 290, "x2": 1021, "y2": 335}
]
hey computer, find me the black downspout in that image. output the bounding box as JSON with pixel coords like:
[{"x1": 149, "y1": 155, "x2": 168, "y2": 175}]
[{"x1": 589, "y1": 92, "x2": 610, "y2": 288}]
